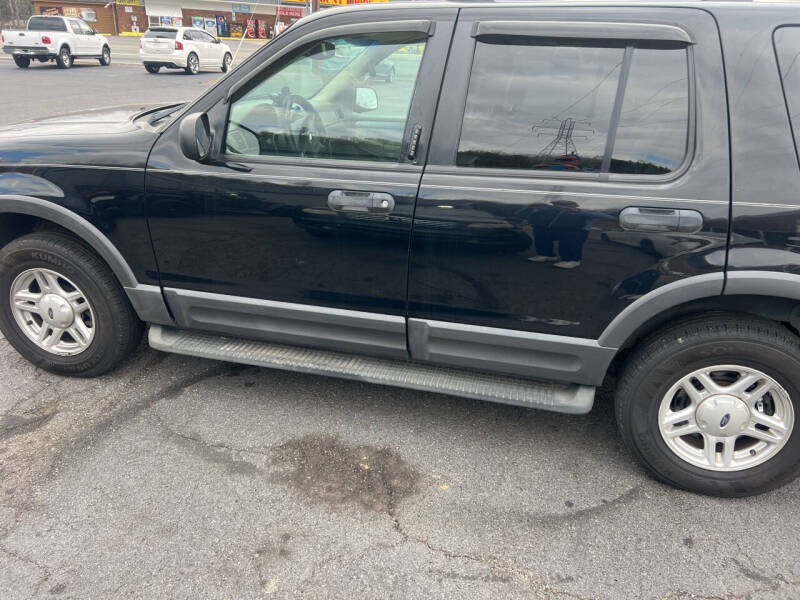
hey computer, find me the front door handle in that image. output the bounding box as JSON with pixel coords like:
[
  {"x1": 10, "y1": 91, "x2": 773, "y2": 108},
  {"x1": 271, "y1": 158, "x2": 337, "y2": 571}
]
[
  {"x1": 328, "y1": 190, "x2": 395, "y2": 213},
  {"x1": 619, "y1": 207, "x2": 703, "y2": 233}
]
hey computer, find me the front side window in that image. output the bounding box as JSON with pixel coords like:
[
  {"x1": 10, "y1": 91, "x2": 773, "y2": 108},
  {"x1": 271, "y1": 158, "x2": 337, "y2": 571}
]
[
  {"x1": 69, "y1": 20, "x2": 82, "y2": 35},
  {"x1": 225, "y1": 32, "x2": 427, "y2": 162},
  {"x1": 775, "y1": 27, "x2": 800, "y2": 163},
  {"x1": 457, "y1": 37, "x2": 690, "y2": 176}
]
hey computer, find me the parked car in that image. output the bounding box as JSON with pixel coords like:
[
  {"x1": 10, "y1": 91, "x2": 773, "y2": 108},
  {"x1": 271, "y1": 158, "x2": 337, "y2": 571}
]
[
  {"x1": 2, "y1": 2, "x2": 800, "y2": 498},
  {"x1": 1, "y1": 15, "x2": 111, "y2": 69},
  {"x1": 140, "y1": 26, "x2": 232, "y2": 75}
]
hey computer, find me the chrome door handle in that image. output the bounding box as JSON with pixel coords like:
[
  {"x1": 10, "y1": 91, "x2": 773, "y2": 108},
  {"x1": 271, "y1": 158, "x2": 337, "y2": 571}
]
[
  {"x1": 619, "y1": 207, "x2": 703, "y2": 233},
  {"x1": 327, "y1": 190, "x2": 395, "y2": 213}
]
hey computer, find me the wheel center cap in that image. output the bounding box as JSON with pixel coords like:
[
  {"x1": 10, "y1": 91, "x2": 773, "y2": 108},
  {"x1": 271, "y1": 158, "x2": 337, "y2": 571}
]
[
  {"x1": 40, "y1": 293, "x2": 74, "y2": 328},
  {"x1": 696, "y1": 395, "x2": 750, "y2": 437}
]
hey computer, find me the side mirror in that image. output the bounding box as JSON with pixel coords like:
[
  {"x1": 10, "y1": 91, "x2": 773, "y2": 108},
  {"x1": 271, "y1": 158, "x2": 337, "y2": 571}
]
[
  {"x1": 354, "y1": 87, "x2": 378, "y2": 112},
  {"x1": 179, "y1": 112, "x2": 213, "y2": 162},
  {"x1": 214, "y1": 38, "x2": 220, "y2": 44}
]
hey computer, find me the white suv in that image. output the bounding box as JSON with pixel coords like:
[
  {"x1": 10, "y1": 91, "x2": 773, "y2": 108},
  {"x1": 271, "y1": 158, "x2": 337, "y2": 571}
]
[{"x1": 140, "y1": 27, "x2": 232, "y2": 75}]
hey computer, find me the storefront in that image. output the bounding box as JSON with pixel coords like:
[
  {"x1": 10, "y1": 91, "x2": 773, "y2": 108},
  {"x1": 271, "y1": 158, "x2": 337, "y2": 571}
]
[{"x1": 32, "y1": 0, "x2": 116, "y2": 35}]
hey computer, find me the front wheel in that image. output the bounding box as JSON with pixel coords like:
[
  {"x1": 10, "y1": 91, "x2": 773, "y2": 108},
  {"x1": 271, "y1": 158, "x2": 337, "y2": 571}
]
[
  {"x1": 615, "y1": 315, "x2": 800, "y2": 497},
  {"x1": 13, "y1": 56, "x2": 30, "y2": 69},
  {"x1": 0, "y1": 233, "x2": 143, "y2": 377},
  {"x1": 221, "y1": 52, "x2": 232, "y2": 72},
  {"x1": 184, "y1": 53, "x2": 199, "y2": 75},
  {"x1": 56, "y1": 46, "x2": 71, "y2": 69},
  {"x1": 99, "y1": 46, "x2": 111, "y2": 66}
]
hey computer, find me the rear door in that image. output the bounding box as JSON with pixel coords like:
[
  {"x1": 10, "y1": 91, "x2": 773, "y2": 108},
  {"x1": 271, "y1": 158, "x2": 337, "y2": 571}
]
[
  {"x1": 145, "y1": 8, "x2": 457, "y2": 358},
  {"x1": 406, "y1": 7, "x2": 730, "y2": 383}
]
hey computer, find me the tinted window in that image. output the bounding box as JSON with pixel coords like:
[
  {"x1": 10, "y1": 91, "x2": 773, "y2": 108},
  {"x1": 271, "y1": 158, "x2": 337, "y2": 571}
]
[
  {"x1": 457, "y1": 39, "x2": 690, "y2": 176},
  {"x1": 612, "y1": 47, "x2": 689, "y2": 174},
  {"x1": 775, "y1": 27, "x2": 800, "y2": 163},
  {"x1": 144, "y1": 28, "x2": 178, "y2": 39},
  {"x1": 28, "y1": 16, "x2": 67, "y2": 32},
  {"x1": 226, "y1": 33, "x2": 427, "y2": 163}
]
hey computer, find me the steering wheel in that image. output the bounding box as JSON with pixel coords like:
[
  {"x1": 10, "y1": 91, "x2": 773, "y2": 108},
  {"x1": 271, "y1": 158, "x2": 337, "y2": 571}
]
[{"x1": 278, "y1": 94, "x2": 330, "y2": 158}]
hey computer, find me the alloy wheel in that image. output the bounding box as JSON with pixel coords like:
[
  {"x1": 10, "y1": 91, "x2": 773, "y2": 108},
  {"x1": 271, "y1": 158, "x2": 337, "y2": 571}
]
[
  {"x1": 658, "y1": 365, "x2": 794, "y2": 471},
  {"x1": 9, "y1": 268, "x2": 95, "y2": 356}
]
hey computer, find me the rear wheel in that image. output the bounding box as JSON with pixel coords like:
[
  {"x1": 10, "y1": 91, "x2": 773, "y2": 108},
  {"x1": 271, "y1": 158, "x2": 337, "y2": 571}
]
[
  {"x1": 386, "y1": 66, "x2": 395, "y2": 83},
  {"x1": 145, "y1": 64, "x2": 161, "y2": 74},
  {"x1": 99, "y1": 45, "x2": 111, "y2": 66},
  {"x1": 56, "y1": 46, "x2": 71, "y2": 69},
  {"x1": 615, "y1": 315, "x2": 800, "y2": 497},
  {"x1": 221, "y1": 52, "x2": 232, "y2": 72},
  {"x1": 185, "y1": 53, "x2": 199, "y2": 75},
  {"x1": 0, "y1": 233, "x2": 143, "y2": 377},
  {"x1": 13, "y1": 56, "x2": 30, "y2": 69}
]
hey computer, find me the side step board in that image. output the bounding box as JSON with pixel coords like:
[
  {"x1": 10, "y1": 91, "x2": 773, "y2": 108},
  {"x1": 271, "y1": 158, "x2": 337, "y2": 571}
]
[{"x1": 148, "y1": 325, "x2": 596, "y2": 414}]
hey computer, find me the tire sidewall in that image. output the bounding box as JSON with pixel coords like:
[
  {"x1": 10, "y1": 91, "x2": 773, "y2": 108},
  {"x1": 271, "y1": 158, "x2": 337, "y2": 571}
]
[
  {"x1": 624, "y1": 338, "x2": 800, "y2": 495},
  {"x1": 0, "y1": 240, "x2": 120, "y2": 374}
]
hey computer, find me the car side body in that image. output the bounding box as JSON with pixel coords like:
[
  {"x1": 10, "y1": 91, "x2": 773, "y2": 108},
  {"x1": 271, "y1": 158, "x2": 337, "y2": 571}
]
[{"x1": 2, "y1": 1, "x2": 800, "y2": 496}]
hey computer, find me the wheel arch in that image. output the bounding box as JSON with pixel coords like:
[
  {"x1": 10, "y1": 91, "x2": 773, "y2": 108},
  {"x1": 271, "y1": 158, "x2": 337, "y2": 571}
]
[
  {"x1": 0, "y1": 194, "x2": 137, "y2": 287},
  {"x1": 600, "y1": 272, "x2": 800, "y2": 353},
  {"x1": 0, "y1": 195, "x2": 173, "y2": 325}
]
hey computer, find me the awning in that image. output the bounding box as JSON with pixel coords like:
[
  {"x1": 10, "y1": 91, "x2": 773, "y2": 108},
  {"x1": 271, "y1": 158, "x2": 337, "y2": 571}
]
[{"x1": 145, "y1": 1, "x2": 184, "y2": 18}]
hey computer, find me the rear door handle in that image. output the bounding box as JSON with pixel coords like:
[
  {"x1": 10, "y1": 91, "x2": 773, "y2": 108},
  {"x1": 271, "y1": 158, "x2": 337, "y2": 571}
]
[
  {"x1": 328, "y1": 190, "x2": 395, "y2": 213},
  {"x1": 619, "y1": 207, "x2": 703, "y2": 233}
]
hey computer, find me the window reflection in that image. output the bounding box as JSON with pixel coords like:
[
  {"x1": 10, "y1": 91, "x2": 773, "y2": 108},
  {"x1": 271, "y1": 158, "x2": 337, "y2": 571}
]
[
  {"x1": 775, "y1": 27, "x2": 800, "y2": 163},
  {"x1": 457, "y1": 38, "x2": 690, "y2": 176}
]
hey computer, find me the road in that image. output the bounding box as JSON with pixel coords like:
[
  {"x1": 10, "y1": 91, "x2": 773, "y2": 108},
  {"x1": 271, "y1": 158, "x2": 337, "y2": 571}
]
[{"x1": 0, "y1": 59, "x2": 799, "y2": 600}]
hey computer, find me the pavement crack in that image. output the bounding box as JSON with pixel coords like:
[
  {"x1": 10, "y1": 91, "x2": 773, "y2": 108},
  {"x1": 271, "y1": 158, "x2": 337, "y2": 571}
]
[{"x1": 0, "y1": 544, "x2": 51, "y2": 593}]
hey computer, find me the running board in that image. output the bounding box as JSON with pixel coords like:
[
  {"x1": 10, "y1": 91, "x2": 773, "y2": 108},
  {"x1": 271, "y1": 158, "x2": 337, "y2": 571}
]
[{"x1": 148, "y1": 325, "x2": 596, "y2": 414}]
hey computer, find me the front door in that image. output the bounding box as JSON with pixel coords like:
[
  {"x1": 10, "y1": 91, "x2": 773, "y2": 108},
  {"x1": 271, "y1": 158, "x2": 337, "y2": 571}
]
[
  {"x1": 406, "y1": 6, "x2": 731, "y2": 382},
  {"x1": 146, "y1": 10, "x2": 456, "y2": 357}
]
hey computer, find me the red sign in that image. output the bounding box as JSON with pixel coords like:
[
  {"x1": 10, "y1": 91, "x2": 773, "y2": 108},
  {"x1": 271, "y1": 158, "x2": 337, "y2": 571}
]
[{"x1": 277, "y1": 6, "x2": 302, "y2": 18}]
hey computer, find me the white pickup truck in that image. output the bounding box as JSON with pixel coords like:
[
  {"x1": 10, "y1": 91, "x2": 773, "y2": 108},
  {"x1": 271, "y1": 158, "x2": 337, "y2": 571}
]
[{"x1": 1, "y1": 15, "x2": 111, "y2": 69}]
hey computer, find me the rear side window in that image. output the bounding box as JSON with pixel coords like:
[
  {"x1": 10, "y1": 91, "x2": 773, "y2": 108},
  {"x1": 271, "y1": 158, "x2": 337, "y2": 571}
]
[
  {"x1": 144, "y1": 28, "x2": 178, "y2": 39},
  {"x1": 27, "y1": 17, "x2": 67, "y2": 32},
  {"x1": 457, "y1": 38, "x2": 690, "y2": 176},
  {"x1": 775, "y1": 27, "x2": 800, "y2": 163}
]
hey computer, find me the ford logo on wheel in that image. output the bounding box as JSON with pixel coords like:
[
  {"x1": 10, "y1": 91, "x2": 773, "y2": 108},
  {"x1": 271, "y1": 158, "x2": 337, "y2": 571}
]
[{"x1": 720, "y1": 413, "x2": 731, "y2": 428}]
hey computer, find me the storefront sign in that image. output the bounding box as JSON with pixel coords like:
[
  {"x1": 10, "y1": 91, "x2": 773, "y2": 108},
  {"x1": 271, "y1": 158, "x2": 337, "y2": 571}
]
[
  {"x1": 79, "y1": 8, "x2": 97, "y2": 22},
  {"x1": 232, "y1": 4, "x2": 252, "y2": 13},
  {"x1": 124, "y1": 6, "x2": 133, "y2": 12},
  {"x1": 116, "y1": 0, "x2": 143, "y2": 5},
  {"x1": 277, "y1": 6, "x2": 302, "y2": 18},
  {"x1": 40, "y1": 7, "x2": 62, "y2": 15},
  {"x1": 63, "y1": 6, "x2": 78, "y2": 17}
]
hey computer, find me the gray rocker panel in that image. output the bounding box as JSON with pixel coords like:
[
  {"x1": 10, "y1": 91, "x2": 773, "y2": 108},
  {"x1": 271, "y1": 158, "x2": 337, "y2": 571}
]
[
  {"x1": 163, "y1": 287, "x2": 409, "y2": 359},
  {"x1": 408, "y1": 318, "x2": 616, "y2": 386},
  {"x1": 149, "y1": 324, "x2": 596, "y2": 414}
]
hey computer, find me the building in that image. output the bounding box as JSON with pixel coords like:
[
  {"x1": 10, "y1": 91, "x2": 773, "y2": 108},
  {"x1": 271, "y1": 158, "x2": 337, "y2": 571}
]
[{"x1": 28, "y1": 0, "x2": 388, "y2": 37}]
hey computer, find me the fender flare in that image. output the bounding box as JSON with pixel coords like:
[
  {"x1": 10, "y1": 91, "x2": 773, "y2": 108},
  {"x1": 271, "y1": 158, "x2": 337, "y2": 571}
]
[
  {"x1": 0, "y1": 194, "x2": 137, "y2": 287},
  {"x1": 597, "y1": 273, "x2": 725, "y2": 349},
  {"x1": 598, "y1": 271, "x2": 800, "y2": 350},
  {"x1": 0, "y1": 194, "x2": 173, "y2": 325}
]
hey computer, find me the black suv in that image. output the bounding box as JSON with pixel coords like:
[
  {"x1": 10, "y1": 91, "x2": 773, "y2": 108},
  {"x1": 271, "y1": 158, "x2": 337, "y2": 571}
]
[{"x1": 2, "y1": 2, "x2": 800, "y2": 497}]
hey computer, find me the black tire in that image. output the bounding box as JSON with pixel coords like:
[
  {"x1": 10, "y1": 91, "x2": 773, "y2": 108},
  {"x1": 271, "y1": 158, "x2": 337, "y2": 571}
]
[
  {"x1": 99, "y1": 45, "x2": 111, "y2": 66},
  {"x1": 615, "y1": 314, "x2": 800, "y2": 497},
  {"x1": 13, "y1": 56, "x2": 30, "y2": 69},
  {"x1": 221, "y1": 52, "x2": 232, "y2": 72},
  {"x1": 0, "y1": 233, "x2": 143, "y2": 377},
  {"x1": 386, "y1": 67, "x2": 395, "y2": 83},
  {"x1": 145, "y1": 64, "x2": 161, "y2": 74},
  {"x1": 56, "y1": 46, "x2": 71, "y2": 69},
  {"x1": 185, "y1": 53, "x2": 199, "y2": 75}
]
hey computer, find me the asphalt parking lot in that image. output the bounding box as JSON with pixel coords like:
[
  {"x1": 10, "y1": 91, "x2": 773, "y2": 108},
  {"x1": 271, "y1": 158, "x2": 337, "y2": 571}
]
[{"x1": 1, "y1": 56, "x2": 800, "y2": 600}]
